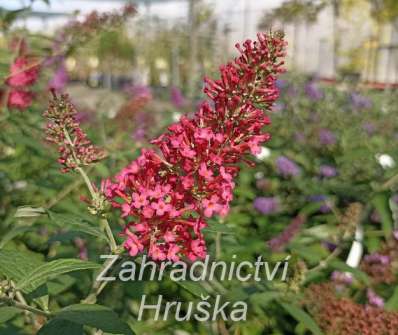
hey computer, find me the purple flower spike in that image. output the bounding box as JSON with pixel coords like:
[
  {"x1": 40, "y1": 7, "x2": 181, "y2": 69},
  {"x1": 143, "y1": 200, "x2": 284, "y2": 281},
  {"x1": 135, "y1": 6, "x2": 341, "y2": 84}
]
[
  {"x1": 367, "y1": 289, "x2": 384, "y2": 308},
  {"x1": 170, "y1": 86, "x2": 186, "y2": 108},
  {"x1": 350, "y1": 92, "x2": 372, "y2": 110},
  {"x1": 254, "y1": 197, "x2": 280, "y2": 215},
  {"x1": 276, "y1": 156, "x2": 300, "y2": 177},
  {"x1": 319, "y1": 129, "x2": 337, "y2": 146},
  {"x1": 320, "y1": 165, "x2": 337, "y2": 178},
  {"x1": 305, "y1": 80, "x2": 323, "y2": 101}
]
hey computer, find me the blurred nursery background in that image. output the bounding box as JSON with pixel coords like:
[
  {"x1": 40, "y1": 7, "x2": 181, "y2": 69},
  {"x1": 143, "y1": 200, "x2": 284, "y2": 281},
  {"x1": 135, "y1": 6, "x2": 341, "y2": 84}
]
[{"x1": 1, "y1": 0, "x2": 398, "y2": 334}]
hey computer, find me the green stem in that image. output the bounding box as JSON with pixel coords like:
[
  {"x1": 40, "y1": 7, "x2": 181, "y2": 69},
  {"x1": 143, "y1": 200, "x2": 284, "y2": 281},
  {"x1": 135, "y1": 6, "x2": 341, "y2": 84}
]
[
  {"x1": 100, "y1": 217, "x2": 118, "y2": 253},
  {"x1": 76, "y1": 166, "x2": 97, "y2": 200},
  {"x1": 82, "y1": 249, "x2": 122, "y2": 304},
  {"x1": 0, "y1": 296, "x2": 52, "y2": 318}
]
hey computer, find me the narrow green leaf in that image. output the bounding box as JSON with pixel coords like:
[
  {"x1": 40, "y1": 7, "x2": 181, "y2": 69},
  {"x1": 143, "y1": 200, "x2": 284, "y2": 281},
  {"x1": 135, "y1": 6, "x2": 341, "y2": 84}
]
[
  {"x1": 14, "y1": 206, "x2": 46, "y2": 218},
  {"x1": 329, "y1": 259, "x2": 370, "y2": 285},
  {"x1": 203, "y1": 221, "x2": 235, "y2": 234},
  {"x1": 176, "y1": 280, "x2": 208, "y2": 298},
  {"x1": 47, "y1": 275, "x2": 76, "y2": 296},
  {"x1": 0, "y1": 226, "x2": 31, "y2": 249},
  {"x1": 0, "y1": 307, "x2": 21, "y2": 323},
  {"x1": 47, "y1": 211, "x2": 105, "y2": 240},
  {"x1": 55, "y1": 304, "x2": 134, "y2": 335},
  {"x1": 280, "y1": 303, "x2": 324, "y2": 335},
  {"x1": 372, "y1": 193, "x2": 393, "y2": 238},
  {"x1": 16, "y1": 259, "x2": 100, "y2": 293},
  {"x1": 250, "y1": 291, "x2": 282, "y2": 308},
  {"x1": 0, "y1": 250, "x2": 43, "y2": 282},
  {"x1": 386, "y1": 286, "x2": 398, "y2": 311},
  {"x1": 37, "y1": 319, "x2": 83, "y2": 335}
]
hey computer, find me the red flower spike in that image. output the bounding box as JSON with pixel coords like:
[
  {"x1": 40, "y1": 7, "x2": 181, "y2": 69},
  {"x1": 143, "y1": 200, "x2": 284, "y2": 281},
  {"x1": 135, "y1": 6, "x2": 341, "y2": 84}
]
[{"x1": 105, "y1": 32, "x2": 287, "y2": 261}]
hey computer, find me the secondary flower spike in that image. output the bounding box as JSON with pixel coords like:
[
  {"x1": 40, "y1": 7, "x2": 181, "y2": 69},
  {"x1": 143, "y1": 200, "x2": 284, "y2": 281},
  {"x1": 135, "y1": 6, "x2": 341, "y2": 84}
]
[
  {"x1": 44, "y1": 91, "x2": 106, "y2": 172},
  {"x1": 105, "y1": 32, "x2": 287, "y2": 261}
]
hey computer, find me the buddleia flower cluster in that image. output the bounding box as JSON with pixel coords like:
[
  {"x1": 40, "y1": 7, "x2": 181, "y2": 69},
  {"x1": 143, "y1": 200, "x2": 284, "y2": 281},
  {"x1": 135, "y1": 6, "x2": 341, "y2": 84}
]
[
  {"x1": 105, "y1": 32, "x2": 286, "y2": 262},
  {"x1": 306, "y1": 283, "x2": 398, "y2": 335}
]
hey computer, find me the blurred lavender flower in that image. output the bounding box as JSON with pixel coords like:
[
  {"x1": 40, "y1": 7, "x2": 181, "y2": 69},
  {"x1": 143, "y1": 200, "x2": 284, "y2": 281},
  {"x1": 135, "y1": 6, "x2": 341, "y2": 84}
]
[
  {"x1": 367, "y1": 289, "x2": 384, "y2": 308},
  {"x1": 275, "y1": 78, "x2": 287, "y2": 89},
  {"x1": 319, "y1": 164, "x2": 337, "y2": 178},
  {"x1": 75, "y1": 110, "x2": 92, "y2": 124},
  {"x1": 268, "y1": 215, "x2": 305, "y2": 251},
  {"x1": 331, "y1": 271, "x2": 353, "y2": 285},
  {"x1": 254, "y1": 197, "x2": 280, "y2": 215},
  {"x1": 305, "y1": 80, "x2": 323, "y2": 101},
  {"x1": 393, "y1": 230, "x2": 398, "y2": 241},
  {"x1": 364, "y1": 253, "x2": 390, "y2": 265},
  {"x1": 319, "y1": 128, "x2": 337, "y2": 146},
  {"x1": 392, "y1": 194, "x2": 398, "y2": 204},
  {"x1": 131, "y1": 128, "x2": 146, "y2": 141},
  {"x1": 350, "y1": 92, "x2": 372, "y2": 110},
  {"x1": 170, "y1": 86, "x2": 186, "y2": 108},
  {"x1": 272, "y1": 102, "x2": 284, "y2": 113},
  {"x1": 276, "y1": 156, "x2": 300, "y2": 177},
  {"x1": 49, "y1": 62, "x2": 68, "y2": 91},
  {"x1": 125, "y1": 84, "x2": 152, "y2": 99},
  {"x1": 308, "y1": 194, "x2": 332, "y2": 213},
  {"x1": 362, "y1": 122, "x2": 376, "y2": 136}
]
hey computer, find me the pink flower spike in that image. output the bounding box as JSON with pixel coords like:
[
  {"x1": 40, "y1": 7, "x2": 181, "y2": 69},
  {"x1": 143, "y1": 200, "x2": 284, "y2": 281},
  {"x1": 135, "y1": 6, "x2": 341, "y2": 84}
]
[
  {"x1": 167, "y1": 244, "x2": 180, "y2": 262},
  {"x1": 180, "y1": 146, "x2": 196, "y2": 158},
  {"x1": 142, "y1": 206, "x2": 154, "y2": 218},
  {"x1": 169, "y1": 208, "x2": 181, "y2": 218},
  {"x1": 132, "y1": 192, "x2": 148, "y2": 208},
  {"x1": 202, "y1": 195, "x2": 222, "y2": 217},
  {"x1": 220, "y1": 166, "x2": 232, "y2": 181},
  {"x1": 149, "y1": 185, "x2": 163, "y2": 199},
  {"x1": 248, "y1": 140, "x2": 261, "y2": 155},
  {"x1": 121, "y1": 203, "x2": 131, "y2": 217},
  {"x1": 151, "y1": 199, "x2": 172, "y2": 216},
  {"x1": 195, "y1": 127, "x2": 214, "y2": 141},
  {"x1": 149, "y1": 244, "x2": 166, "y2": 261},
  {"x1": 164, "y1": 231, "x2": 175, "y2": 242},
  {"x1": 199, "y1": 163, "x2": 213, "y2": 180}
]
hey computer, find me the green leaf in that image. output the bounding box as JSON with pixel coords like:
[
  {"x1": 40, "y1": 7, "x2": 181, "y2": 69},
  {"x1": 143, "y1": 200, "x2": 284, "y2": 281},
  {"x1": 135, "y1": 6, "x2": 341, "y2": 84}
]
[
  {"x1": 329, "y1": 259, "x2": 370, "y2": 285},
  {"x1": 302, "y1": 224, "x2": 338, "y2": 240},
  {"x1": 280, "y1": 303, "x2": 324, "y2": 335},
  {"x1": 0, "y1": 307, "x2": 21, "y2": 323},
  {"x1": 14, "y1": 206, "x2": 46, "y2": 218},
  {"x1": 47, "y1": 211, "x2": 105, "y2": 240},
  {"x1": 203, "y1": 221, "x2": 235, "y2": 234},
  {"x1": 0, "y1": 226, "x2": 31, "y2": 249},
  {"x1": 16, "y1": 259, "x2": 100, "y2": 293},
  {"x1": 0, "y1": 250, "x2": 43, "y2": 282},
  {"x1": 176, "y1": 280, "x2": 208, "y2": 298},
  {"x1": 372, "y1": 193, "x2": 393, "y2": 238},
  {"x1": 55, "y1": 304, "x2": 134, "y2": 335},
  {"x1": 299, "y1": 202, "x2": 322, "y2": 216},
  {"x1": 47, "y1": 275, "x2": 76, "y2": 296},
  {"x1": 37, "y1": 319, "x2": 83, "y2": 335},
  {"x1": 250, "y1": 291, "x2": 282, "y2": 308},
  {"x1": 386, "y1": 286, "x2": 398, "y2": 311}
]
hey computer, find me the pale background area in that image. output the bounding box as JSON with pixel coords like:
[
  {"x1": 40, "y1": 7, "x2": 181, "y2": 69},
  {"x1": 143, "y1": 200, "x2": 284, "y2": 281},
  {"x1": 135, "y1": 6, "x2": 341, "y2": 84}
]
[{"x1": 3, "y1": 0, "x2": 398, "y2": 83}]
